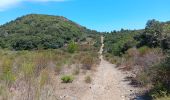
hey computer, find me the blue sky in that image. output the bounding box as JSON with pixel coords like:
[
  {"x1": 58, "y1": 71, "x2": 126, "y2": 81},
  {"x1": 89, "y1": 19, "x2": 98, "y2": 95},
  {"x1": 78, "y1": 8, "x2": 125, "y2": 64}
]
[{"x1": 0, "y1": 0, "x2": 170, "y2": 32}]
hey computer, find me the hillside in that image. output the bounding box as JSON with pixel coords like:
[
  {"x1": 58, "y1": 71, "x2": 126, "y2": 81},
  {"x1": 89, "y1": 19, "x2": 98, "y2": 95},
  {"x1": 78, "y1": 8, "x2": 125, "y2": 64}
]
[
  {"x1": 0, "y1": 14, "x2": 101, "y2": 100},
  {"x1": 0, "y1": 14, "x2": 99, "y2": 50}
]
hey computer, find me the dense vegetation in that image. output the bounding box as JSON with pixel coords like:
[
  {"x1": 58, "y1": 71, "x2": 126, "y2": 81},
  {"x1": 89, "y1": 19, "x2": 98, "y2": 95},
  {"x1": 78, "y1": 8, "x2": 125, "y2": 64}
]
[
  {"x1": 104, "y1": 29, "x2": 141, "y2": 56},
  {"x1": 104, "y1": 19, "x2": 170, "y2": 99},
  {"x1": 0, "y1": 14, "x2": 100, "y2": 50}
]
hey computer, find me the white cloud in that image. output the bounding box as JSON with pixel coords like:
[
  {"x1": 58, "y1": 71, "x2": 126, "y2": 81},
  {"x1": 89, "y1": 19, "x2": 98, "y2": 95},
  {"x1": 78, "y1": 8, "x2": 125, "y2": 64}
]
[
  {"x1": 0, "y1": 0, "x2": 21, "y2": 11},
  {"x1": 0, "y1": 0, "x2": 67, "y2": 11},
  {"x1": 29, "y1": 0, "x2": 67, "y2": 2}
]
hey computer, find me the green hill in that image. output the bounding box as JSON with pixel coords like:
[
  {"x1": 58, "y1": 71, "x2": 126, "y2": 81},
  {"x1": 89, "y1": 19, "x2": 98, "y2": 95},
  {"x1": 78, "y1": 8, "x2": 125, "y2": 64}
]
[{"x1": 0, "y1": 14, "x2": 99, "y2": 50}]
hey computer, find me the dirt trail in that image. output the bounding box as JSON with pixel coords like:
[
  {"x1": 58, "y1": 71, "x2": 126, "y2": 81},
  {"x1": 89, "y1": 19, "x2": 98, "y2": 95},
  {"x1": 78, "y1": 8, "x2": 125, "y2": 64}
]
[{"x1": 81, "y1": 36, "x2": 137, "y2": 100}]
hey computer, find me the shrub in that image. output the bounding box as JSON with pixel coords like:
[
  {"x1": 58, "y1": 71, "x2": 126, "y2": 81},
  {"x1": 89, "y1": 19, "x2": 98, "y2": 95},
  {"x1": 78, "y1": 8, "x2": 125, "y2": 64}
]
[
  {"x1": 121, "y1": 60, "x2": 134, "y2": 71},
  {"x1": 148, "y1": 56, "x2": 170, "y2": 98},
  {"x1": 61, "y1": 75, "x2": 74, "y2": 83},
  {"x1": 67, "y1": 41, "x2": 78, "y2": 53},
  {"x1": 81, "y1": 55, "x2": 94, "y2": 70},
  {"x1": 135, "y1": 71, "x2": 151, "y2": 86},
  {"x1": 138, "y1": 46, "x2": 150, "y2": 56},
  {"x1": 84, "y1": 76, "x2": 92, "y2": 83},
  {"x1": 150, "y1": 83, "x2": 169, "y2": 99},
  {"x1": 126, "y1": 48, "x2": 139, "y2": 57}
]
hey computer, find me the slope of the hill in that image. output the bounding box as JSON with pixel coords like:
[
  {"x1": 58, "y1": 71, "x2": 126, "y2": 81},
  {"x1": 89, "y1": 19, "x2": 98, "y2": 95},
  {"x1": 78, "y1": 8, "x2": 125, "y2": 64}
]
[{"x1": 0, "y1": 14, "x2": 100, "y2": 50}]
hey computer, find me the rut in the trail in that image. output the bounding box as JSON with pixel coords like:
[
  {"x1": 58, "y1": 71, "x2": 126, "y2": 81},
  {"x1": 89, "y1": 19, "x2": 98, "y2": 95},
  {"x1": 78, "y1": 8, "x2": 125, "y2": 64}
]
[{"x1": 81, "y1": 36, "x2": 138, "y2": 100}]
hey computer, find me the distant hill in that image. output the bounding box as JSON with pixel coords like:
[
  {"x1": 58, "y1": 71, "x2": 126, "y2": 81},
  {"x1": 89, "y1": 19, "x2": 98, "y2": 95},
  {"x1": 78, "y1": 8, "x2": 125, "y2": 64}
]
[{"x1": 0, "y1": 14, "x2": 99, "y2": 50}]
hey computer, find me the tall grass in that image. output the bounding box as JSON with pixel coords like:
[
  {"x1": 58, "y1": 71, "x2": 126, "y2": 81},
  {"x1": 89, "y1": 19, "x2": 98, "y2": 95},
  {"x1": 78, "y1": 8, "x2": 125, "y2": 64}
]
[{"x1": 0, "y1": 57, "x2": 15, "y2": 87}]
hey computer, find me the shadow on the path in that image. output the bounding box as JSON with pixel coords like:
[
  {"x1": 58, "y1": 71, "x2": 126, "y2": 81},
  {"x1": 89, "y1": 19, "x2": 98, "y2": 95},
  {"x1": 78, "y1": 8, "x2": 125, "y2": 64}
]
[
  {"x1": 123, "y1": 76, "x2": 152, "y2": 100},
  {"x1": 132, "y1": 93, "x2": 152, "y2": 100}
]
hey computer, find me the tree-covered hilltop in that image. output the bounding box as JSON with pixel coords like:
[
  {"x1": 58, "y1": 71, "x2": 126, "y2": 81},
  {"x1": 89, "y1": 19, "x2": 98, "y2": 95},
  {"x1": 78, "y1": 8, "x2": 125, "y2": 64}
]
[{"x1": 0, "y1": 14, "x2": 100, "y2": 50}]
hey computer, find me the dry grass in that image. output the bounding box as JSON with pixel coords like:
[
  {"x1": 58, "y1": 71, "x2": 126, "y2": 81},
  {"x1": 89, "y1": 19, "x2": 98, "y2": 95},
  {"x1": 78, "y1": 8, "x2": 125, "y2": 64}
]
[
  {"x1": 155, "y1": 96, "x2": 170, "y2": 100},
  {"x1": 72, "y1": 64, "x2": 80, "y2": 75},
  {"x1": 105, "y1": 47, "x2": 164, "y2": 87},
  {"x1": 0, "y1": 48, "x2": 100, "y2": 99}
]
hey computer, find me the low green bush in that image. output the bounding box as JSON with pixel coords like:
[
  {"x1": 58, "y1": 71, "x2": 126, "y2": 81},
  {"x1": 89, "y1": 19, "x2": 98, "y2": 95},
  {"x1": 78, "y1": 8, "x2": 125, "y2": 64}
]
[
  {"x1": 67, "y1": 41, "x2": 78, "y2": 53},
  {"x1": 61, "y1": 75, "x2": 74, "y2": 83}
]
